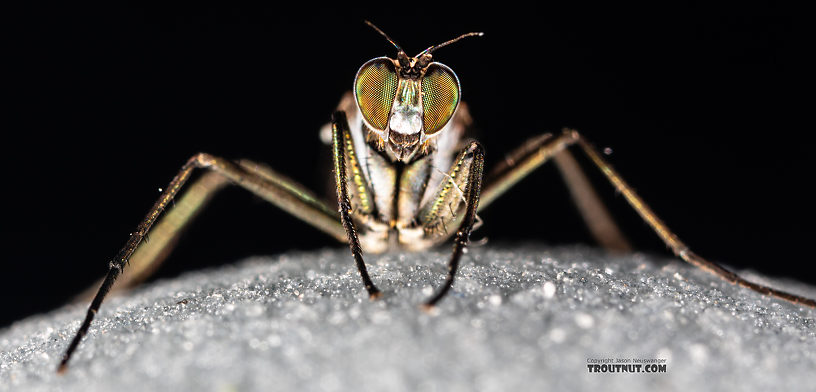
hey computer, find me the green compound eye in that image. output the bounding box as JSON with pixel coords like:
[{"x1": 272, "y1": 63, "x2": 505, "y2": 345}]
[
  {"x1": 354, "y1": 58, "x2": 399, "y2": 131},
  {"x1": 421, "y1": 63, "x2": 460, "y2": 135}
]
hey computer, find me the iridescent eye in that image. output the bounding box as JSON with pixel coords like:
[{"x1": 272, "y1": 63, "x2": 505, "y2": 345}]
[
  {"x1": 354, "y1": 58, "x2": 399, "y2": 131},
  {"x1": 421, "y1": 63, "x2": 460, "y2": 135}
]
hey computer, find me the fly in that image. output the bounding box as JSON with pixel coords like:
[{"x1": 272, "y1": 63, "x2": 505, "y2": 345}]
[{"x1": 57, "y1": 21, "x2": 816, "y2": 374}]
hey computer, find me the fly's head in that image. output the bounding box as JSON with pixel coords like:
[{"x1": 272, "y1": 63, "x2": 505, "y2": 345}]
[{"x1": 354, "y1": 22, "x2": 483, "y2": 163}]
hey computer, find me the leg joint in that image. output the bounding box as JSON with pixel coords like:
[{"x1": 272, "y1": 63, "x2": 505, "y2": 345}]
[
  {"x1": 187, "y1": 152, "x2": 216, "y2": 168},
  {"x1": 561, "y1": 128, "x2": 582, "y2": 141},
  {"x1": 463, "y1": 140, "x2": 485, "y2": 158}
]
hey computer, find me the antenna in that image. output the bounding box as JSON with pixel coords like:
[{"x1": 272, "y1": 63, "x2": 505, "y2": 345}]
[
  {"x1": 418, "y1": 31, "x2": 484, "y2": 56},
  {"x1": 364, "y1": 20, "x2": 404, "y2": 52}
]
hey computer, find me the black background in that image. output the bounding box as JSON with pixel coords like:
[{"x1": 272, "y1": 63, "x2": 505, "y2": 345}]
[{"x1": 4, "y1": 3, "x2": 814, "y2": 327}]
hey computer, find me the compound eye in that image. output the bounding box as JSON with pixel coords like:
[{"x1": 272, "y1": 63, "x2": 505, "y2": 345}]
[
  {"x1": 421, "y1": 63, "x2": 460, "y2": 135},
  {"x1": 354, "y1": 58, "x2": 399, "y2": 131}
]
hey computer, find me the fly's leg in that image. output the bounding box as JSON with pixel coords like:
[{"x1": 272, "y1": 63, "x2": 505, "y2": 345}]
[
  {"x1": 58, "y1": 153, "x2": 345, "y2": 373},
  {"x1": 410, "y1": 140, "x2": 486, "y2": 307},
  {"x1": 570, "y1": 130, "x2": 815, "y2": 307},
  {"x1": 76, "y1": 159, "x2": 346, "y2": 301},
  {"x1": 481, "y1": 129, "x2": 816, "y2": 308},
  {"x1": 427, "y1": 141, "x2": 485, "y2": 307},
  {"x1": 481, "y1": 133, "x2": 631, "y2": 252},
  {"x1": 74, "y1": 172, "x2": 229, "y2": 301},
  {"x1": 331, "y1": 111, "x2": 381, "y2": 299},
  {"x1": 234, "y1": 158, "x2": 345, "y2": 234},
  {"x1": 553, "y1": 150, "x2": 632, "y2": 252}
]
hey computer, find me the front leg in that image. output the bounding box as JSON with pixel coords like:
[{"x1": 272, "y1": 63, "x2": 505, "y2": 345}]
[
  {"x1": 331, "y1": 111, "x2": 381, "y2": 298},
  {"x1": 413, "y1": 140, "x2": 486, "y2": 307}
]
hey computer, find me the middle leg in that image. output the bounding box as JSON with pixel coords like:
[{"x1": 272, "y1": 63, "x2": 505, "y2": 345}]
[
  {"x1": 481, "y1": 132, "x2": 630, "y2": 252},
  {"x1": 478, "y1": 129, "x2": 816, "y2": 307}
]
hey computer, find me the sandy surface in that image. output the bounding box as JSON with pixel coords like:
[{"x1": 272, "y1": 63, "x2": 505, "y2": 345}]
[{"x1": 1, "y1": 245, "x2": 814, "y2": 391}]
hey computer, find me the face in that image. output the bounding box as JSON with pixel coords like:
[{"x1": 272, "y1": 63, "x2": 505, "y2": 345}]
[{"x1": 354, "y1": 52, "x2": 461, "y2": 162}]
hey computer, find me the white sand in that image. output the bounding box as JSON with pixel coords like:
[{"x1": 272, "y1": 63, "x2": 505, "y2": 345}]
[{"x1": 1, "y1": 245, "x2": 814, "y2": 391}]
